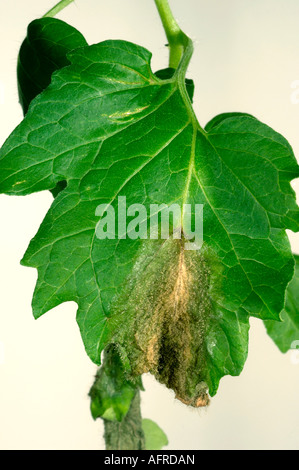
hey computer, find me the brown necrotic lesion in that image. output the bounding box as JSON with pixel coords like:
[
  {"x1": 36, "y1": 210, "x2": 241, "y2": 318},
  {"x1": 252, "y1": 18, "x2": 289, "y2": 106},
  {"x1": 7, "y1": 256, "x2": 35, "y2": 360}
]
[{"x1": 111, "y1": 236, "x2": 213, "y2": 407}]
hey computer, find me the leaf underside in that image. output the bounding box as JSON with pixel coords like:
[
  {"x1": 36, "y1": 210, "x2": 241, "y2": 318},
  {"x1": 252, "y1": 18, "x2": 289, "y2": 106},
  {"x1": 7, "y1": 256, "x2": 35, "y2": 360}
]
[{"x1": 1, "y1": 22, "x2": 299, "y2": 403}]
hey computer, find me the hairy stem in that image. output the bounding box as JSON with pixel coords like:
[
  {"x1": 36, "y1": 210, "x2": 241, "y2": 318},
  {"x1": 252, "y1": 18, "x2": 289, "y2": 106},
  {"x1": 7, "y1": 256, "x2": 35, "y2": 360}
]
[
  {"x1": 104, "y1": 391, "x2": 146, "y2": 450},
  {"x1": 154, "y1": 0, "x2": 189, "y2": 69},
  {"x1": 43, "y1": 0, "x2": 75, "y2": 18}
]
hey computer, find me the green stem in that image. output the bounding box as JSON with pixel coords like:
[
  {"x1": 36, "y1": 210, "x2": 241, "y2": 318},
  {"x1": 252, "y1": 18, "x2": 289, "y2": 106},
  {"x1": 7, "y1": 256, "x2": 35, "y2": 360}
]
[
  {"x1": 43, "y1": 0, "x2": 75, "y2": 18},
  {"x1": 154, "y1": 0, "x2": 190, "y2": 69},
  {"x1": 154, "y1": 0, "x2": 196, "y2": 131}
]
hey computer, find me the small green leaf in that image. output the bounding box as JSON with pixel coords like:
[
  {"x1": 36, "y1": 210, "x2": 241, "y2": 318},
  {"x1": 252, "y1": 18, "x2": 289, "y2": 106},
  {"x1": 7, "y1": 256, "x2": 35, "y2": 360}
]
[
  {"x1": 142, "y1": 418, "x2": 168, "y2": 450},
  {"x1": 264, "y1": 254, "x2": 299, "y2": 353},
  {"x1": 89, "y1": 345, "x2": 141, "y2": 422},
  {"x1": 17, "y1": 17, "x2": 87, "y2": 114}
]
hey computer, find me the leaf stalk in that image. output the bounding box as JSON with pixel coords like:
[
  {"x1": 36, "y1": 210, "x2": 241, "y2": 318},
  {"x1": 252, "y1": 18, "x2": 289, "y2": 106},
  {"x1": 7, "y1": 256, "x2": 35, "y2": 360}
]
[
  {"x1": 154, "y1": 0, "x2": 190, "y2": 69},
  {"x1": 43, "y1": 0, "x2": 75, "y2": 18}
]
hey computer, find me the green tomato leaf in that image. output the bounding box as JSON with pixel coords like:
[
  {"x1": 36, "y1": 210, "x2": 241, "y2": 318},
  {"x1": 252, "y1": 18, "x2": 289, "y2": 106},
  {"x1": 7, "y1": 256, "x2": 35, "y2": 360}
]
[
  {"x1": 0, "y1": 38, "x2": 298, "y2": 403},
  {"x1": 89, "y1": 345, "x2": 141, "y2": 422},
  {"x1": 142, "y1": 419, "x2": 168, "y2": 450},
  {"x1": 17, "y1": 17, "x2": 88, "y2": 115},
  {"x1": 264, "y1": 254, "x2": 299, "y2": 353}
]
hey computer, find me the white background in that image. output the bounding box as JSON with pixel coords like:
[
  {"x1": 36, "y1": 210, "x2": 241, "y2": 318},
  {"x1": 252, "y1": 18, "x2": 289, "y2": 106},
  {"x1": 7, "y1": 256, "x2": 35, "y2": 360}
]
[{"x1": 0, "y1": 0, "x2": 299, "y2": 450}]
